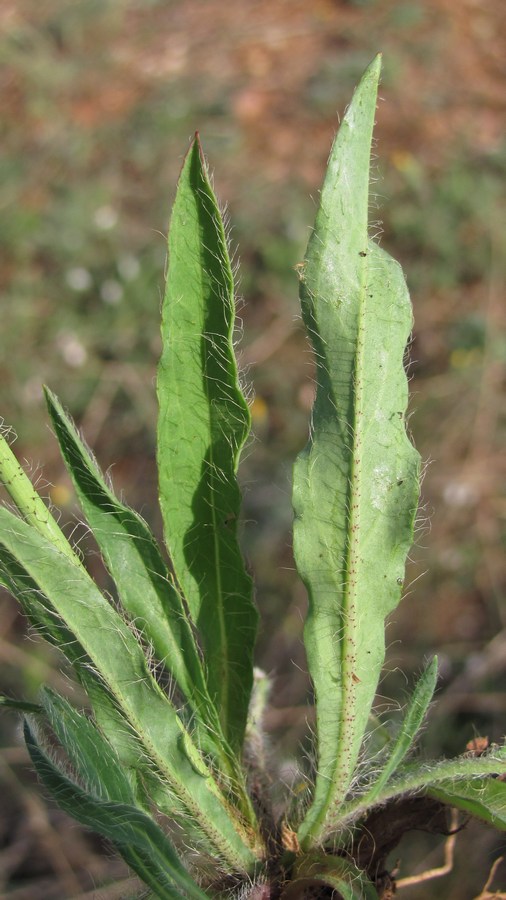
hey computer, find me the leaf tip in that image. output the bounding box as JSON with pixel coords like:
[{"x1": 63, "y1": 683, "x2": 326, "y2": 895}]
[
  {"x1": 427, "y1": 655, "x2": 439, "y2": 678},
  {"x1": 369, "y1": 51, "x2": 382, "y2": 79},
  {"x1": 191, "y1": 130, "x2": 205, "y2": 162},
  {"x1": 42, "y1": 385, "x2": 56, "y2": 411}
]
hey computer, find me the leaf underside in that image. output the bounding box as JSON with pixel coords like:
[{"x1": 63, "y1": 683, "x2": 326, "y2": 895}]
[
  {"x1": 157, "y1": 136, "x2": 258, "y2": 750},
  {"x1": 427, "y1": 777, "x2": 506, "y2": 831},
  {"x1": 293, "y1": 54, "x2": 421, "y2": 846},
  {"x1": 287, "y1": 853, "x2": 379, "y2": 900}
]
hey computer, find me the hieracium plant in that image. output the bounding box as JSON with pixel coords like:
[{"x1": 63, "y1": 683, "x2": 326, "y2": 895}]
[{"x1": 1, "y1": 55, "x2": 505, "y2": 899}]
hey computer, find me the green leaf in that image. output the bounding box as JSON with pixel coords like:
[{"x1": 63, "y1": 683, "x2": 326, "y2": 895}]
[
  {"x1": 427, "y1": 777, "x2": 506, "y2": 830},
  {"x1": 0, "y1": 430, "x2": 82, "y2": 566},
  {"x1": 0, "y1": 506, "x2": 259, "y2": 869},
  {"x1": 0, "y1": 540, "x2": 90, "y2": 664},
  {"x1": 293, "y1": 54, "x2": 421, "y2": 847},
  {"x1": 338, "y1": 749, "x2": 506, "y2": 827},
  {"x1": 285, "y1": 854, "x2": 379, "y2": 900},
  {"x1": 157, "y1": 134, "x2": 258, "y2": 750},
  {"x1": 0, "y1": 695, "x2": 42, "y2": 714},
  {"x1": 364, "y1": 657, "x2": 438, "y2": 802},
  {"x1": 44, "y1": 388, "x2": 201, "y2": 701},
  {"x1": 24, "y1": 719, "x2": 208, "y2": 900},
  {"x1": 40, "y1": 687, "x2": 137, "y2": 804},
  {"x1": 44, "y1": 387, "x2": 244, "y2": 788},
  {"x1": 77, "y1": 669, "x2": 146, "y2": 775},
  {"x1": 0, "y1": 542, "x2": 148, "y2": 790},
  {"x1": 41, "y1": 685, "x2": 165, "y2": 816}
]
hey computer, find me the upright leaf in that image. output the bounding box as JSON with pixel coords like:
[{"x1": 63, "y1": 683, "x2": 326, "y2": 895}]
[
  {"x1": 0, "y1": 542, "x2": 148, "y2": 784},
  {"x1": 24, "y1": 720, "x2": 208, "y2": 900},
  {"x1": 44, "y1": 388, "x2": 202, "y2": 704},
  {"x1": 363, "y1": 657, "x2": 438, "y2": 803},
  {"x1": 40, "y1": 688, "x2": 137, "y2": 804},
  {"x1": 0, "y1": 430, "x2": 82, "y2": 565},
  {"x1": 0, "y1": 506, "x2": 259, "y2": 869},
  {"x1": 293, "y1": 54, "x2": 421, "y2": 846},
  {"x1": 157, "y1": 135, "x2": 258, "y2": 749},
  {"x1": 44, "y1": 388, "x2": 246, "y2": 788}
]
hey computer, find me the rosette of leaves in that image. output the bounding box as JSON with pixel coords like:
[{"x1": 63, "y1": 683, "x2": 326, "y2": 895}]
[{"x1": 1, "y1": 55, "x2": 505, "y2": 899}]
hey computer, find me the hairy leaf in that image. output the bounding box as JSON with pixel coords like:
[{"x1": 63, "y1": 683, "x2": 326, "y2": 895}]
[
  {"x1": 24, "y1": 720, "x2": 208, "y2": 900},
  {"x1": 427, "y1": 777, "x2": 506, "y2": 831},
  {"x1": 44, "y1": 389, "x2": 203, "y2": 702},
  {"x1": 44, "y1": 387, "x2": 248, "y2": 795},
  {"x1": 293, "y1": 54, "x2": 421, "y2": 847},
  {"x1": 0, "y1": 507, "x2": 258, "y2": 869},
  {"x1": 0, "y1": 543, "x2": 147, "y2": 785},
  {"x1": 157, "y1": 135, "x2": 257, "y2": 749},
  {"x1": 364, "y1": 657, "x2": 438, "y2": 802},
  {"x1": 338, "y1": 750, "x2": 506, "y2": 827},
  {"x1": 0, "y1": 431, "x2": 81, "y2": 565},
  {"x1": 285, "y1": 854, "x2": 379, "y2": 899},
  {"x1": 40, "y1": 688, "x2": 137, "y2": 804}
]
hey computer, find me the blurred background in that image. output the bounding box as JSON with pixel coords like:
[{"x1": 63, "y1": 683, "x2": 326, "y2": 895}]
[{"x1": 1, "y1": 1, "x2": 505, "y2": 897}]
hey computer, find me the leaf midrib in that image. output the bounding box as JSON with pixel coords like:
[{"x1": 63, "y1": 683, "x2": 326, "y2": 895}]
[
  {"x1": 203, "y1": 325, "x2": 230, "y2": 731},
  {"x1": 309, "y1": 251, "x2": 370, "y2": 841},
  {"x1": 335, "y1": 252, "x2": 369, "y2": 807}
]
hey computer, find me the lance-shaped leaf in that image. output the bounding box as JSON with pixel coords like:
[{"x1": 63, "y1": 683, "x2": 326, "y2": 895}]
[
  {"x1": 44, "y1": 387, "x2": 203, "y2": 703},
  {"x1": 43, "y1": 388, "x2": 250, "y2": 799},
  {"x1": 363, "y1": 657, "x2": 438, "y2": 804},
  {"x1": 24, "y1": 720, "x2": 208, "y2": 900},
  {"x1": 42, "y1": 685, "x2": 174, "y2": 818},
  {"x1": 0, "y1": 542, "x2": 146, "y2": 783},
  {"x1": 0, "y1": 506, "x2": 260, "y2": 869},
  {"x1": 0, "y1": 430, "x2": 82, "y2": 565},
  {"x1": 40, "y1": 687, "x2": 138, "y2": 804},
  {"x1": 0, "y1": 542, "x2": 76, "y2": 647},
  {"x1": 427, "y1": 777, "x2": 506, "y2": 831},
  {"x1": 293, "y1": 54, "x2": 421, "y2": 847},
  {"x1": 157, "y1": 135, "x2": 258, "y2": 749},
  {"x1": 0, "y1": 436, "x2": 135, "y2": 750},
  {"x1": 337, "y1": 750, "x2": 506, "y2": 827},
  {"x1": 0, "y1": 439, "x2": 142, "y2": 769}
]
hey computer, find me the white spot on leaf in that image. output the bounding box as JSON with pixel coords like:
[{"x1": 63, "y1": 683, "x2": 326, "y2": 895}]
[{"x1": 371, "y1": 464, "x2": 392, "y2": 510}]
